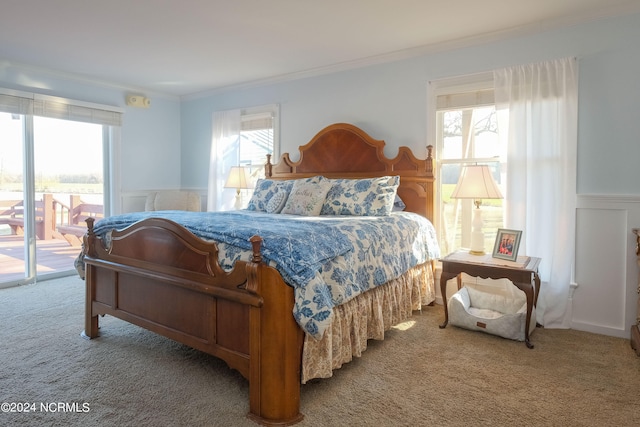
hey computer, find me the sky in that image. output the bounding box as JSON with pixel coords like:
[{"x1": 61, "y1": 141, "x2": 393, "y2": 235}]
[{"x1": 0, "y1": 113, "x2": 103, "y2": 176}]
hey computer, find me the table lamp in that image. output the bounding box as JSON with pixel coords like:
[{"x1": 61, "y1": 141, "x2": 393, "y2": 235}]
[
  {"x1": 224, "y1": 166, "x2": 253, "y2": 210},
  {"x1": 450, "y1": 164, "x2": 503, "y2": 255}
]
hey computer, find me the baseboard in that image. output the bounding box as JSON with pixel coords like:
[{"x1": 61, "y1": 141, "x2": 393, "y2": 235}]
[
  {"x1": 570, "y1": 320, "x2": 628, "y2": 339},
  {"x1": 631, "y1": 324, "x2": 640, "y2": 356}
]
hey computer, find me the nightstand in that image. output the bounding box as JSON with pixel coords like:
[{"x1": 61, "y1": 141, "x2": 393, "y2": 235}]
[{"x1": 439, "y1": 250, "x2": 542, "y2": 348}]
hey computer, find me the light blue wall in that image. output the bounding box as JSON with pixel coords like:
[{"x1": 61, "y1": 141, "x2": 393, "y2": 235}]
[
  {"x1": 0, "y1": 65, "x2": 182, "y2": 194},
  {"x1": 119, "y1": 98, "x2": 181, "y2": 191},
  {"x1": 181, "y1": 12, "x2": 640, "y2": 196}
]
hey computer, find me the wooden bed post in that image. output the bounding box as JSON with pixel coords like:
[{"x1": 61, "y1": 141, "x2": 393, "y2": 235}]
[
  {"x1": 246, "y1": 236, "x2": 305, "y2": 426},
  {"x1": 265, "y1": 154, "x2": 273, "y2": 178},
  {"x1": 81, "y1": 217, "x2": 99, "y2": 340}
]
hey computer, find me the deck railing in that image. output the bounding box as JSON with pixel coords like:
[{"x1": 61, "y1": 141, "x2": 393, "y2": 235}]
[{"x1": 0, "y1": 194, "x2": 103, "y2": 245}]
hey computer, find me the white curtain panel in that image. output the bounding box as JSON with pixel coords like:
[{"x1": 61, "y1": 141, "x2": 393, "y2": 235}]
[
  {"x1": 493, "y1": 57, "x2": 578, "y2": 328},
  {"x1": 207, "y1": 109, "x2": 241, "y2": 211}
]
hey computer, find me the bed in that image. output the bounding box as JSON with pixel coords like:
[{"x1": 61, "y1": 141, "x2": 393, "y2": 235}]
[{"x1": 80, "y1": 122, "x2": 438, "y2": 425}]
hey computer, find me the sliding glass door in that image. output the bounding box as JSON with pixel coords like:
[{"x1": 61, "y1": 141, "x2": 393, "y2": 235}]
[{"x1": 0, "y1": 113, "x2": 111, "y2": 288}]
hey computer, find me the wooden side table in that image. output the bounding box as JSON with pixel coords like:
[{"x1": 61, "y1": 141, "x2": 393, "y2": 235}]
[{"x1": 439, "y1": 250, "x2": 542, "y2": 349}]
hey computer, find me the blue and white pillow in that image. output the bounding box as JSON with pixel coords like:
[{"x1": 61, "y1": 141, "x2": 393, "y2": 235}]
[
  {"x1": 320, "y1": 176, "x2": 400, "y2": 216},
  {"x1": 265, "y1": 189, "x2": 289, "y2": 213},
  {"x1": 246, "y1": 179, "x2": 296, "y2": 212},
  {"x1": 393, "y1": 194, "x2": 406, "y2": 211}
]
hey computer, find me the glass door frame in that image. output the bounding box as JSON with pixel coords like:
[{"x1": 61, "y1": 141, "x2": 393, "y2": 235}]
[
  {"x1": 21, "y1": 114, "x2": 37, "y2": 285},
  {"x1": 0, "y1": 119, "x2": 116, "y2": 289}
]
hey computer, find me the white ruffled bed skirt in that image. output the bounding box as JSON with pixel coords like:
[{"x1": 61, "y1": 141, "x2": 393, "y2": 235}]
[{"x1": 301, "y1": 261, "x2": 435, "y2": 383}]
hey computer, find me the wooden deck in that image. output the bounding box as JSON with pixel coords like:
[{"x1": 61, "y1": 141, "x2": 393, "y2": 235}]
[{"x1": 0, "y1": 235, "x2": 81, "y2": 285}]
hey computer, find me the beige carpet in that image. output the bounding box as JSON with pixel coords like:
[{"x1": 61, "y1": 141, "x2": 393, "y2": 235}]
[{"x1": 1, "y1": 276, "x2": 639, "y2": 427}]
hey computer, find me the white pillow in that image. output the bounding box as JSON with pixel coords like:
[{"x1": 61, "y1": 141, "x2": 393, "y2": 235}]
[{"x1": 281, "y1": 177, "x2": 332, "y2": 216}]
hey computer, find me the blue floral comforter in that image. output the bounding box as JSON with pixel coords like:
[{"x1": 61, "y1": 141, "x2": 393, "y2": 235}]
[{"x1": 92, "y1": 210, "x2": 440, "y2": 339}]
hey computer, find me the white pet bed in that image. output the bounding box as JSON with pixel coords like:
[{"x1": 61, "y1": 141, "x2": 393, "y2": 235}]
[{"x1": 448, "y1": 282, "x2": 536, "y2": 342}]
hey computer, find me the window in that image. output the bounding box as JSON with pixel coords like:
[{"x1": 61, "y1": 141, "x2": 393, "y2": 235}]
[
  {"x1": 238, "y1": 107, "x2": 278, "y2": 181},
  {"x1": 208, "y1": 104, "x2": 279, "y2": 211},
  {"x1": 429, "y1": 74, "x2": 505, "y2": 255},
  {"x1": 430, "y1": 59, "x2": 577, "y2": 327}
]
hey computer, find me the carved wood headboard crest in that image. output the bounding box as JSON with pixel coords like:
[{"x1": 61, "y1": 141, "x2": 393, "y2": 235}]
[{"x1": 265, "y1": 123, "x2": 435, "y2": 222}]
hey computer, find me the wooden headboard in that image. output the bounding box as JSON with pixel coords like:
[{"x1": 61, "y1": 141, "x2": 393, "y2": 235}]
[{"x1": 265, "y1": 123, "x2": 435, "y2": 222}]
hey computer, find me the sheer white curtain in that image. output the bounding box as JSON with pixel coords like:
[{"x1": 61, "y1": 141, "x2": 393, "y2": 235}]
[
  {"x1": 207, "y1": 109, "x2": 241, "y2": 211},
  {"x1": 493, "y1": 57, "x2": 578, "y2": 328}
]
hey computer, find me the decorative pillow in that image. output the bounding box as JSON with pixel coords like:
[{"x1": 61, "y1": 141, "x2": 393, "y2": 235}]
[
  {"x1": 265, "y1": 189, "x2": 289, "y2": 214},
  {"x1": 320, "y1": 176, "x2": 400, "y2": 216},
  {"x1": 281, "y1": 177, "x2": 332, "y2": 216},
  {"x1": 246, "y1": 179, "x2": 295, "y2": 212},
  {"x1": 392, "y1": 194, "x2": 406, "y2": 211}
]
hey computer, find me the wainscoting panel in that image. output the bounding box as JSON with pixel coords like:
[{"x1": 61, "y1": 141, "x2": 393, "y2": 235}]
[{"x1": 574, "y1": 195, "x2": 640, "y2": 338}]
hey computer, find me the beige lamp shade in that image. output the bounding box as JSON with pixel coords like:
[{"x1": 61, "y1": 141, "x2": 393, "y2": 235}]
[
  {"x1": 451, "y1": 165, "x2": 503, "y2": 255},
  {"x1": 224, "y1": 166, "x2": 253, "y2": 210},
  {"x1": 451, "y1": 165, "x2": 503, "y2": 200},
  {"x1": 224, "y1": 166, "x2": 253, "y2": 190}
]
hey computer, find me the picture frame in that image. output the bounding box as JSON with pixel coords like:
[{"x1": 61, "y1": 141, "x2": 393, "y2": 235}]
[{"x1": 492, "y1": 228, "x2": 522, "y2": 261}]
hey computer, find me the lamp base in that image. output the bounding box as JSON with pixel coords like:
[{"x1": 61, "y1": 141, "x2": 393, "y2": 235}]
[
  {"x1": 468, "y1": 249, "x2": 485, "y2": 256},
  {"x1": 468, "y1": 204, "x2": 485, "y2": 255},
  {"x1": 234, "y1": 190, "x2": 243, "y2": 210}
]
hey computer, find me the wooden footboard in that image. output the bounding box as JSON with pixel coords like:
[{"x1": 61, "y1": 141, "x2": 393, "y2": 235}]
[{"x1": 81, "y1": 217, "x2": 304, "y2": 426}]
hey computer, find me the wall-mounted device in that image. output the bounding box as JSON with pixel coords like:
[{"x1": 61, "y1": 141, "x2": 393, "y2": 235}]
[{"x1": 126, "y1": 94, "x2": 151, "y2": 108}]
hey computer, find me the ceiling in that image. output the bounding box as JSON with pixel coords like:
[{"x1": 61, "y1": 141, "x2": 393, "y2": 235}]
[{"x1": 1, "y1": 0, "x2": 639, "y2": 98}]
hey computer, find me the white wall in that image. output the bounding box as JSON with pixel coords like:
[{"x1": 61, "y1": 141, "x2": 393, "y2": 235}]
[{"x1": 180, "y1": 12, "x2": 640, "y2": 338}]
